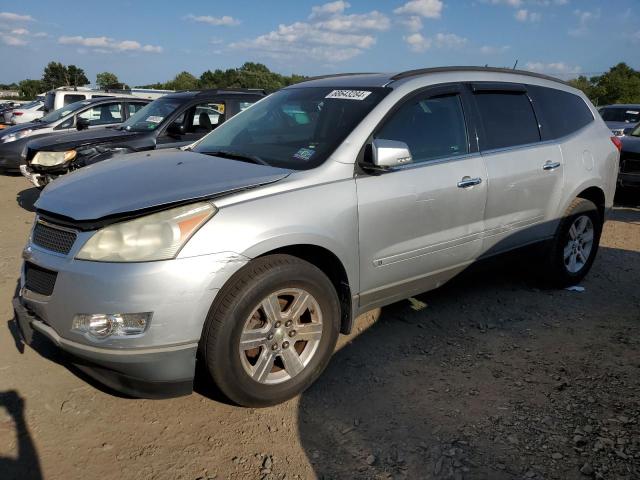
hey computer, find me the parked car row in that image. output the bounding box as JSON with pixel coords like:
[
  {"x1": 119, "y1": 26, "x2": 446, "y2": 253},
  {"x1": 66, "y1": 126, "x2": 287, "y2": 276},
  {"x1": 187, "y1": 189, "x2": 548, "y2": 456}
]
[{"x1": 11, "y1": 67, "x2": 621, "y2": 407}]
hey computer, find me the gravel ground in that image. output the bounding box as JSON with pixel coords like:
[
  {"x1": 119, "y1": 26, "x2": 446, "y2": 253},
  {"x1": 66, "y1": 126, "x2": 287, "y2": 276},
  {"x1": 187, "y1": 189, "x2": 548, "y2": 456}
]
[{"x1": 0, "y1": 173, "x2": 638, "y2": 480}]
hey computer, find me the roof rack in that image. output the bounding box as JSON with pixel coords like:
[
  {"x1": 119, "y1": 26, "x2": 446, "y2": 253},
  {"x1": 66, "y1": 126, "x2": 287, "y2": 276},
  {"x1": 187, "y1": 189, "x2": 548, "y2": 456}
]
[
  {"x1": 390, "y1": 66, "x2": 569, "y2": 85},
  {"x1": 299, "y1": 72, "x2": 376, "y2": 83},
  {"x1": 190, "y1": 88, "x2": 268, "y2": 96}
]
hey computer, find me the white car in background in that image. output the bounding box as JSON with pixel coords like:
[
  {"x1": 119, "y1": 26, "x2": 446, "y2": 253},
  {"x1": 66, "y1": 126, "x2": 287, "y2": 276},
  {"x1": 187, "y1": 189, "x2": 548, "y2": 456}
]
[{"x1": 10, "y1": 101, "x2": 45, "y2": 124}]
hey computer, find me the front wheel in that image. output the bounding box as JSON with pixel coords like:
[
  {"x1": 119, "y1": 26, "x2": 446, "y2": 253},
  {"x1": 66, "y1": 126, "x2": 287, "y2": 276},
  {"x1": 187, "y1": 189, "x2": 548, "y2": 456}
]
[
  {"x1": 542, "y1": 198, "x2": 602, "y2": 288},
  {"x1": 202, "y1": 254, "x2": 340, "y2": 407}
]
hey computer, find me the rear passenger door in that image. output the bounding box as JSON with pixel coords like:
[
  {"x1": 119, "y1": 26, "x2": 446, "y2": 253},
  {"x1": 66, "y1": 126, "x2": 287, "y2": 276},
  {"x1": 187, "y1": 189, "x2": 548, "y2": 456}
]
[
  {"x1": 471, "y1": 83, "x2": 564, "y2": 254},
  {"x1": 356, "y1": 84, "x2": 488, "y2": 309}
]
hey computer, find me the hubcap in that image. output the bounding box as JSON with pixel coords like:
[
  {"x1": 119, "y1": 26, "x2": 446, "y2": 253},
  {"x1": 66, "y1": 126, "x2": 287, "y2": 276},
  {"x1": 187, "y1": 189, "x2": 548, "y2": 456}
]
[
  {"x1": 563, "y1": 215, "x2": 594, "y2": 274},
  {"x1": 239, "y1": 288, "x2": 323, "y2": 385}
]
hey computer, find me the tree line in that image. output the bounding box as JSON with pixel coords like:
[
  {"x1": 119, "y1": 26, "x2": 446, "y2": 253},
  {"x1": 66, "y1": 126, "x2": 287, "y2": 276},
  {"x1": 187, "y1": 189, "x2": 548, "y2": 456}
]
[{"x1": 4, "y1": 61, "x2": 639, "y2": 106}]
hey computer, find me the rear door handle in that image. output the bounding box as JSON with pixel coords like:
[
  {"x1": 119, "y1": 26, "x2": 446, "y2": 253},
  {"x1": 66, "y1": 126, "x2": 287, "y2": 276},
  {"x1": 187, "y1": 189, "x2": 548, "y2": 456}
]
[
  {"x1": 542, "y1": 161, "x2": 561, "y2": 171},
  {"x1": 457, "y1": 176, "x2": 482, "y2": 188}
]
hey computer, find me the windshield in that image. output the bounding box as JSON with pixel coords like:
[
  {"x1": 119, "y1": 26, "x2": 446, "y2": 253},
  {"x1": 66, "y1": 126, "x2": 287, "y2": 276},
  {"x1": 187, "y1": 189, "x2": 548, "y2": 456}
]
[
  {"x1": 39, "y1": 100, "x2": 92, "y2": 124},
  {"x1": 21, "y1": 100, "x2": 41, "y2": 110},
  {"x1": 120, "y1": 98, "x2": 182, "y2": 132},
  {"x1": 192, "y1": 87, "x2": 389, "y2": 170},
  {"x1": 600, "y1": 107, "x2": 640, "y2": 124}
]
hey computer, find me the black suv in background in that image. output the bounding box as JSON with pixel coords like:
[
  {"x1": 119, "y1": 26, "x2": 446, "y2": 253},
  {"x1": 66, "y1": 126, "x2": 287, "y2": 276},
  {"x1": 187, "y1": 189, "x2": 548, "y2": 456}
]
[{"x1": 22, "y1": 89, "x2": 265, "y2": 187}]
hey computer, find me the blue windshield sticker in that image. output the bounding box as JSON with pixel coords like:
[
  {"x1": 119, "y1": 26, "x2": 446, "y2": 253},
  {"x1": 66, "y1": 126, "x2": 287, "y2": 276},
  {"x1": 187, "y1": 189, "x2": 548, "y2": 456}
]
[{"x1": 293, "y1": 148, "x2": 316, "y2": 161}]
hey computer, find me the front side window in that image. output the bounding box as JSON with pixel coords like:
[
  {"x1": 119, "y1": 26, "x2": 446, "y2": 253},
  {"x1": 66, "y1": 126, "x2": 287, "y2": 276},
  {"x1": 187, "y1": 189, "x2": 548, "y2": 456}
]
[
  {"x1": 192, "y1": 87, "x2": 389, "y2": 170},
  {"x1": 78, "y1": 102, "x2": 123, "y2": 126},
  {"x1": 188, "y1": 102, "x2": 226, "y2": 133},
  {"x1": 376, "y1": 94, "x2": 469, "y2": 164},
  {"x1": 475, "y1": 91, "x2": 540, "y2": 150},
  {"x1": 41, "y1": 100, "x2": 92, "y2": 124}
]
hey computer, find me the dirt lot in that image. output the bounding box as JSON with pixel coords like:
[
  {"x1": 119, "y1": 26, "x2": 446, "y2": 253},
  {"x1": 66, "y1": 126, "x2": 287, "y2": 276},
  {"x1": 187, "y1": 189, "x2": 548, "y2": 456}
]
[{"x1": 0, "y1": 173, "x2": 638, "y2": 480}]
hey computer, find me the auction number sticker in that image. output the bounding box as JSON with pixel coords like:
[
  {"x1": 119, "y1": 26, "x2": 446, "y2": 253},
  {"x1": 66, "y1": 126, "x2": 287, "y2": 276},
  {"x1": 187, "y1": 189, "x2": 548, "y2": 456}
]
[
  {"x1": 146, "y1": 115, "x2": 163, "y2": 123},
  {"x1": 325, "y1": 90, "x2": 372, "y2": 101}
]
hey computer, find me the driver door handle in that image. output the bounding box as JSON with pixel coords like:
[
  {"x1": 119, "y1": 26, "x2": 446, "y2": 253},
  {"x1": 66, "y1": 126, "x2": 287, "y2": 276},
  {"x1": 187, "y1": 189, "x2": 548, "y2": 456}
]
[
  {"x1": 457, "y1": 176, "x2": 482, "y2": 188},
  {"x1": 543, "y1": 161, "x2": 561, "y2": 171}
]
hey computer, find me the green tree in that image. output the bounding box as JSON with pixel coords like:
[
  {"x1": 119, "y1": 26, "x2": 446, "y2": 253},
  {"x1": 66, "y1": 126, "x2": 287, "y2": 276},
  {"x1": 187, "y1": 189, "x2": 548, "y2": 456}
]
[
  {"x1": 66, "y1": 65, "x2": 89, "y2": 87},
  {"x1": 18, "y1": 79, "x2": 44, "y2": 99},
  {"x1": 96, "y1": 72, "x2": 119, "y2": 89},
  {"x1": 569, "y1": 63, "x2": 640, "y2": 106},
  {"x1": 165, "y1": 71, "x2": 199, "y2": 91},
  {"x1": 41, "y1": 62, "x2": 89, "y2": 90}
]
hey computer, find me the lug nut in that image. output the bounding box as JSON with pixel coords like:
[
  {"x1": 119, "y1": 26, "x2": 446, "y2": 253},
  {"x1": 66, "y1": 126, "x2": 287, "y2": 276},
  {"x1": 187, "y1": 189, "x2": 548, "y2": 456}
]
[
  {"x1": 267, "y1": 333, "x2": 274, "y2": 340},
  {"x1": 282, "y1": 341, "x2": 290, "y2": 349},
  {"x1": 274, "y1": 321, "x2": 282, "y2": 328},
  {"x1": 289, "y1": 330, "x2": 296, "y2": 337},
  {"x1": 271, "y1": 344, "x2": 278, "y2": 351},
  {"x1": 285, "y1": 320, "x2": 293, "y2": 327}
]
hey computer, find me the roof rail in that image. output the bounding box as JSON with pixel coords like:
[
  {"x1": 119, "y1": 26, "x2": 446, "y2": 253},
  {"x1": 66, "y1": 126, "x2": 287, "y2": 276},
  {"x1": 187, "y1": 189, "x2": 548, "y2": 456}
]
[
  {"x1": 390, "y1": 66, "x2": 569, "y2": 85},
  {"x1": 191, "y1": 88, "x2": 268, "y2": 96},
  {"x1": 298, "y1": 72, "x2": 376, "y2": 83}
]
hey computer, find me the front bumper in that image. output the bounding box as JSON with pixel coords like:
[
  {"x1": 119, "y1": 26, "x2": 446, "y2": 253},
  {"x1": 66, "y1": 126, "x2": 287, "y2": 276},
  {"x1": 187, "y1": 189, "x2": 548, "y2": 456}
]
[
  {"x1": 20, "y1": 164, "x2": 48, "y2": 188},
  {"x1": 18, "y1": 243, "x2": 249, "y2": 398},
  {"x1": 14, "y1": 297, "x2": 196, "y2": 398}
]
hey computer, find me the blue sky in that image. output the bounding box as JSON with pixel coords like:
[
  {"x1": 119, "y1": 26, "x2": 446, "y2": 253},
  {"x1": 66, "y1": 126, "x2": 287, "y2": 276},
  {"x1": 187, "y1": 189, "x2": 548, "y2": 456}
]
[{"x1": 0, "y1": 0, "x2": 638, "y2": 86}]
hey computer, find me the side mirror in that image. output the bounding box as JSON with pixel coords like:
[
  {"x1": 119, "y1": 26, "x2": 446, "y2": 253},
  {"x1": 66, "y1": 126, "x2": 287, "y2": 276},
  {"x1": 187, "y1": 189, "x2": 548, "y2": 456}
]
[
  {"x1": 167, "y1": 122, "x2": 185, "y2": 137},
  {"x1": 371, "y1": 139, "x2": 413, "y2": 169},
  {"x1": 76, "y1": 117, "x2": 90, "y2": 131}
]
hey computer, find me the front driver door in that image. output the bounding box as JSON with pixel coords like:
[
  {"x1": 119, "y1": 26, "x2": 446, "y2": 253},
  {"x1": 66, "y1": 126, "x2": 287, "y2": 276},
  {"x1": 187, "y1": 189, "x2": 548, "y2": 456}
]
[{"x1": 356, "y1": 85, "x2": 488, "y2": 310}]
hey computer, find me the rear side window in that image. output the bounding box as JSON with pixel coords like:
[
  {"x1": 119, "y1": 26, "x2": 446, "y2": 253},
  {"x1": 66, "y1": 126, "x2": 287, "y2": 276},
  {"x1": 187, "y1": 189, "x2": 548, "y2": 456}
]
[
  {"x1": 529, "y1": 86, "x2": 593, "y2": 140},
  {"x1": 376, "y1": 94, "x2": 469, "y2": 164},
  {"x1": 63, "y1": 94, "x2": 86, "y2": 106},
  {"x1": 474, "y1": 92, "x2": 540, "y2": 150}
]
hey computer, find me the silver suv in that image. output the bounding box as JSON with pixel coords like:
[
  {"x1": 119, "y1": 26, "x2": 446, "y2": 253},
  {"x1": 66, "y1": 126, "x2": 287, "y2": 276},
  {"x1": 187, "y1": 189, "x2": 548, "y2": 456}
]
[{"x1": 14, "y1": 67, "x2": 619, "y2": 407}]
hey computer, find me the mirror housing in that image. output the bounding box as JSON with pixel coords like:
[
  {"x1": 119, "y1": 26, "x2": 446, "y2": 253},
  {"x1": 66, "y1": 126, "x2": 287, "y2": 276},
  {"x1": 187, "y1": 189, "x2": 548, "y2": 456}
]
[
  {"x1": 167, "y1": 122, "x2": 185, "y2": 137},
  {"x1": 76, "y1": 117, "x2": 90, "y2": 131},
  {"x1": 371, "y1": 139, "x2": 413, "y2": 169}
]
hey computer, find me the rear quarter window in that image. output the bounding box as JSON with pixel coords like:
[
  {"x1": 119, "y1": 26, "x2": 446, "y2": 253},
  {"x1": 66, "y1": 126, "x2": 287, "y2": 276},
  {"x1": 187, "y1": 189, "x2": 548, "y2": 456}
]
[
  {"x1": 474, "y1": 91, "x2": 541, "y2": 150},
  {"x1": 529, "y1": 86, "x2": 594, "y2": 140}
]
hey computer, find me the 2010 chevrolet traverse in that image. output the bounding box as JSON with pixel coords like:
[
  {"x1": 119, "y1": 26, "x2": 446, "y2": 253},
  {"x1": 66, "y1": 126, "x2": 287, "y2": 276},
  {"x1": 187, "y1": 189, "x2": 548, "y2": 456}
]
[{"x1": 14, "y1": 67, "x2": 619, "y2": 407}]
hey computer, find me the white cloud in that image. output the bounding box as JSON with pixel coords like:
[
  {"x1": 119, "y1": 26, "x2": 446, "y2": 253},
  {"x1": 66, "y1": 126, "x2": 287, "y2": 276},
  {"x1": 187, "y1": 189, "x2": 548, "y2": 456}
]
[
  {"x1": 434, "y1": 32, "x2": 467, "y2": 48},
  {"x1": 230, "y1": 2, "x2": 389, "y2": 62},
  {"x1": 309, "y1": 1, "x2": 350, "y2": 19},
  {"x1": 569, "y1": 9, "x2": 600, "y2": 36},
  {"x1": 399, "y1": 15, "x2": 423, "y2": 32},
  {"x1": 58, "y1": 36, "x2": 163, "y2": 53},
  {"x1": 524, "y1": 61, "x2": 581, "y2": 76},
  {"x1": 484, "y1": 0, "x2": 523, "y2": 7},
  {"x1": 10, "y1": 28, "x2": 28, "y2": 35},
  {"x1": 185, "y1": 14, "x2": 240, "y2": 26},
  {"x1": 404, "y1": 32, "x2": 432, "y2": 52},
  {"x1": 515, "y1": 9, "x2": 541, "y2": 22},
  {"x1": 1, "y1": 34, "x2": 27, "y2": 46},
  {"x1": 0, "y1": 12, "x2": 34, "y2": 22},
  {"x1": 394, "y1": 0, "x2": 443, "y2": 19}
]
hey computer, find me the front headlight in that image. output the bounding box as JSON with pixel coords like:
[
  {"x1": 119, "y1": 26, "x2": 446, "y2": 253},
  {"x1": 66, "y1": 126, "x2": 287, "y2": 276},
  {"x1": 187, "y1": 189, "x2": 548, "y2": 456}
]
[
  {"x1": 76, "y1": 202, "x2": 216, "y2": 262},
  {"x1": 31, "y1": 150, "x2": 76, "y2": 167},
  {"x1": 1, "y1": 129, "x2": 32, "y2": 143}
]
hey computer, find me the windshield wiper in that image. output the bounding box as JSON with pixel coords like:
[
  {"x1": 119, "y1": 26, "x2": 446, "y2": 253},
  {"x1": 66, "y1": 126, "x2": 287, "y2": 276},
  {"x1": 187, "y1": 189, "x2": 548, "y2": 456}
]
[{"x1": 202, "y1": 150, "x2": 270, "y2": 166}]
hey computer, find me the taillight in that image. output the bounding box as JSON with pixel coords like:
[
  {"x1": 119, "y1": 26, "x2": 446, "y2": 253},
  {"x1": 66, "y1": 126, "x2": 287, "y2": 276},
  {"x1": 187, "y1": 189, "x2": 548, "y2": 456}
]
[
  {"x1": 13, "y1": 111, "x2": 23, "y2": 116},
  {"x1": 611, "y1": 136, "x2": 622, "y2": 152}
]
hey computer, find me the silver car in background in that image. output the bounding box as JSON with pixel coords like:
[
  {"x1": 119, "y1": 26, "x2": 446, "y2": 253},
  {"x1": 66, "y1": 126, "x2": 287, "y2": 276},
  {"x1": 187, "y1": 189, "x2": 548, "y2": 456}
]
[{"x1": 14, "y1": 67, "x2": 619, "y2": 407}]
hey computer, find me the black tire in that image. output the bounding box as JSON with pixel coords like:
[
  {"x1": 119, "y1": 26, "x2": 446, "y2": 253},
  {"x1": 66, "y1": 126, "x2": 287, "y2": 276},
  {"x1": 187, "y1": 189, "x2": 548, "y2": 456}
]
[
  {"x1": 542, "y1": 198, "x2": 602, "y2": 288},
  {"x1": 201, "y1": 254, "x2": 340, "y2": 407}
]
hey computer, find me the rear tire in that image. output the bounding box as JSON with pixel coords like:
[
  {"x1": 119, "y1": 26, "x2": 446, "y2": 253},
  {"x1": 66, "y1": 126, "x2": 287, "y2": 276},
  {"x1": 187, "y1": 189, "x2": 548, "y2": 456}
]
[
  {"x1": 202, "y1": 254, "x2": 340, "y2": 407},
  {"x1": 541, "y1": 198, "x2": 602, "y2": 288}
]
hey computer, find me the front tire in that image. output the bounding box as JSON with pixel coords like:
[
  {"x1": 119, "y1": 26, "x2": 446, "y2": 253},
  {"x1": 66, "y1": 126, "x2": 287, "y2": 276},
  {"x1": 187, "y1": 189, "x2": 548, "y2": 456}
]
[
  {"x1": 202, "y1": 254, "x2": 340, "y2": 407},
  {"x1": 542, "y1": 198, "x2": 602, "y2": 288}
]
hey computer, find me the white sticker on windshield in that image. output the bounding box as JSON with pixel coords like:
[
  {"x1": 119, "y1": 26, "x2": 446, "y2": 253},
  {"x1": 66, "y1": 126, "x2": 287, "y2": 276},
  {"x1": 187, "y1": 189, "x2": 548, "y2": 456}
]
[
  {"x1": 626, "y1": 110, "x2": 639, "y2": 115},
  {"x1": 325, "y1": 90, "x2": 372, "y2": 101},
  {"x1": 146, "y1": 115, "x2": 163, "y2": 123}
]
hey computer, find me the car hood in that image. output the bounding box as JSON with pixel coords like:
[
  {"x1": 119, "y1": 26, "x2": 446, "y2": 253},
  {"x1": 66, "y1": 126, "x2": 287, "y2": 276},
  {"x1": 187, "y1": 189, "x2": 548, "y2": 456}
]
[
  {"x1": 0, "y1": 121, "x2": 48, "y2": 136},
  {"x1": 621, "y1": 135, "x2": 640, "y2": 154},
  {"x1": 36, "y1": 149, "x2": 291, "y2": 222},
  {"x1": 28, "y1": 127, "x2": 139, "y2": 151}
]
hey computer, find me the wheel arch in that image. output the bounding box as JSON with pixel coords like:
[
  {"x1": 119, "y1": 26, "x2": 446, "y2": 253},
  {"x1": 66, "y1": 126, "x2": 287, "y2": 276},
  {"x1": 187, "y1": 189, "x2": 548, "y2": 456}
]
[{"x1": 576, "y1": 185, "x2": 606, "y2": 221}]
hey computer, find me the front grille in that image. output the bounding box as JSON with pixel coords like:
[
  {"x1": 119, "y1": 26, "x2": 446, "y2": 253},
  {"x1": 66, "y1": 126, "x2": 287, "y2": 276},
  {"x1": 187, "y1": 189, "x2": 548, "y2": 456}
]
[
  {"x1": 32, "y1": 221, "x2": 77, "y2": 254},
  {"x1": 24, "y1": 262, "x2": 57, "y2": 296}
]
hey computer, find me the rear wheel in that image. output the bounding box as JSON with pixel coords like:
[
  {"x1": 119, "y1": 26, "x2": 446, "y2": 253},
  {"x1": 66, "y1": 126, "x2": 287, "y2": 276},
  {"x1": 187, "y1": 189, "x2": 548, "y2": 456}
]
[
  {"x1": 542, "y1": 198, "x2": 602, "y2": 288},
  {"x1": 202, "y1": 254, "x2": 340, "y2": 407}
]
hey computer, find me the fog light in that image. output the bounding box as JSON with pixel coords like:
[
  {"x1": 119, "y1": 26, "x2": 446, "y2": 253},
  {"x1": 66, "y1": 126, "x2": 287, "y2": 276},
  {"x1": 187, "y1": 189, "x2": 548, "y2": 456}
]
[{"x1": 72, "y1": 312, "x2": 152, "y2": 339}]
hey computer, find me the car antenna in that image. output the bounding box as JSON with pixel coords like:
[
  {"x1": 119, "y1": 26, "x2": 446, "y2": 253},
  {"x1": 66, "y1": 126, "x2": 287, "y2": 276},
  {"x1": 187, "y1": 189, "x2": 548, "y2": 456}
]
[{"x1": 512, "y1": 59, "x2": 519, "y2": 70}]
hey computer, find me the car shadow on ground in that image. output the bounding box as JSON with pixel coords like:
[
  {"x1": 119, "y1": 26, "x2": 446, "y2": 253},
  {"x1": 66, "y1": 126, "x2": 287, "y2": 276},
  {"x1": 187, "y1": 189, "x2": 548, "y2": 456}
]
[
  {"x1": 16, "y1": 187, "x2": 40, "y2": 213},
  {"x1": 296, "y1": 208, "x2": 640, "y2": 479},
  {"x1": 0, "y1": 390, "x2": 43, "y2": 480}
]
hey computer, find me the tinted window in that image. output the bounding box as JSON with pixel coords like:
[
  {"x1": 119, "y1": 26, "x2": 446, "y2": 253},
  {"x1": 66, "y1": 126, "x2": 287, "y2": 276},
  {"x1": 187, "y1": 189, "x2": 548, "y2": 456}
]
[
  {"x1": 599, "y1": 107, "x2": 640, "y2": 124},
  {"x1": 376, "y1": 94, "x2": 469, "y2": 163},
  {"x1": 529, "y1": 86, "x2": 594, "y2": 139},
  {"x1": 127, "y1": 102, "x2": 147, "y2": 116},
  {"x1": 63, "y1": 94, "x2": 86, "y2": 106},
  {"x1": 189, "y1": 102, "x2": 225, "y2": 133},
  {"x1": 475, "y1": 92, "x2": 540, "y2": 150},
  {"x1": 78, "y1": 102, "x2": 123, "y2": 126}
]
